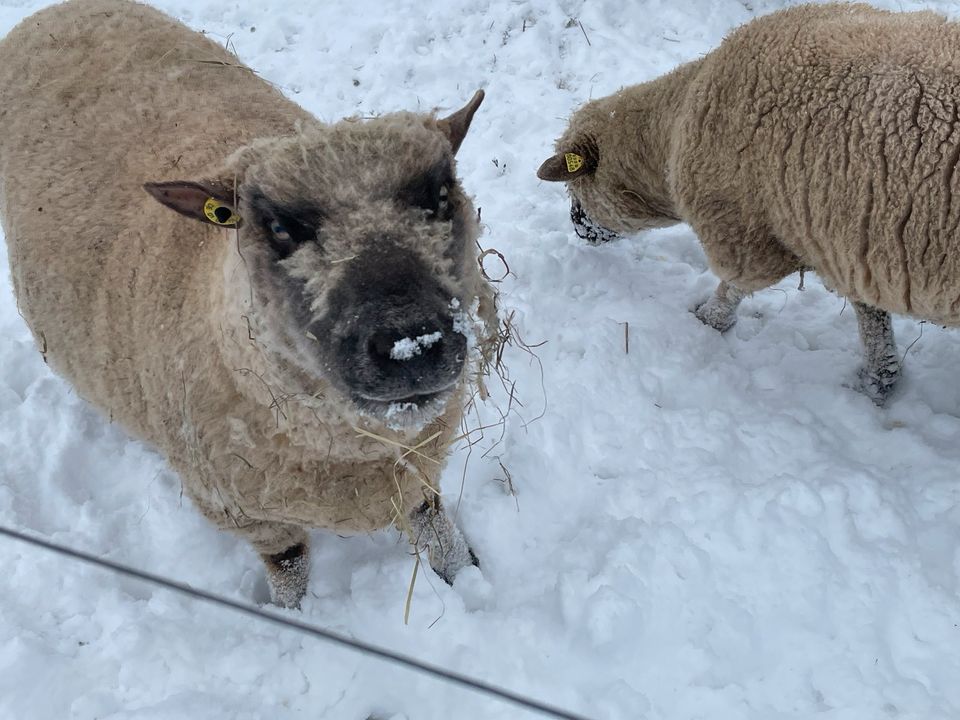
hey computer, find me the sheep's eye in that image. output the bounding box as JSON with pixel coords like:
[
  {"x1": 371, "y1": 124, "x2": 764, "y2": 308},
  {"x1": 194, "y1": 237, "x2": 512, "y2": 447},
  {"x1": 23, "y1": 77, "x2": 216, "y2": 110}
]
[
  {"x1": 249, "y1": 192, "x2": 320, "y2": 260},
  {"x1": 269, "y1": 219, "x2": 292, "y2": 243},
  {"x1": 424, "y1": 184, "x2": 451, "y2": 220},
  {"x1": 264, "y1": 215, "x2": 313, "y2": 260},
  {"x1": 437, "y1": 185, "x2": 449, "y2": 215}
]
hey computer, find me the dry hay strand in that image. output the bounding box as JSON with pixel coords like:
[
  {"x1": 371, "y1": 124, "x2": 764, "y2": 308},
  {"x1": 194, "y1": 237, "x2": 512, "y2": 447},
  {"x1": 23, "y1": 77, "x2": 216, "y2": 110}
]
[
  {"x1": 390, "y1": 487, "x2": 446, "y2": 627},
  {"x1": 361, "y1": 243, "x2": 546, "y2": 623},
  {"x1": 477, "y1": 246, "x2": 512, "y2": 283},
  {"x1": 470, "y1": 306, "x2": 547, "y2": 428},
  {"x1": 453, "y1": 246, "x2": 547, "y2": 517},
  {"x1": 403, "y1": 551, "x2": 421, "y2": 625},
  {"x1": 355, "y1": 423, "x2": 446, "y2": 622},
  {"x1": 354, "y1": 427, "x2": 443, "y2": 468}
]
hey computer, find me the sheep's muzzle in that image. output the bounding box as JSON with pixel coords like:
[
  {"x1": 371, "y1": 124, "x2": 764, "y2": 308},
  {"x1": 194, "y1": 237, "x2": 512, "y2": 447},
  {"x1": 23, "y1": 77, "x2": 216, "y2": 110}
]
[
  {"x1": 570, "y1": 198, "x2": 621, "y2": 245},
  {"x1": 317, "y1": 246, "x2": 468, "y2": 428},
  {"x1": 345, "y1": 315, "x2": 466, "y2": 427}
]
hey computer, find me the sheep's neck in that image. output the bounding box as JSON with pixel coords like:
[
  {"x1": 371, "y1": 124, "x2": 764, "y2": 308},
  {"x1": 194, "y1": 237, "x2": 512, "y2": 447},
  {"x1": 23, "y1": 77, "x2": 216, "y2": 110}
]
[{"x1": 615, "y1": 58, "x2": 704, "y2": 217}]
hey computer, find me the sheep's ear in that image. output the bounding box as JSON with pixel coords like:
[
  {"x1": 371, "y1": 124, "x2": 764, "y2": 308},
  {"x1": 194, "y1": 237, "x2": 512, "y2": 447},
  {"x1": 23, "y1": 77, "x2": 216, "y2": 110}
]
[
  {"x1": 144, "y1": 181, "x2": 242, "y2": 227},
  {"x1": 437, "y1": 89, "x2": 484, "y2": 155},
  {"x1": 537, "y1": 151, "x2": 593, "y2": 182}
]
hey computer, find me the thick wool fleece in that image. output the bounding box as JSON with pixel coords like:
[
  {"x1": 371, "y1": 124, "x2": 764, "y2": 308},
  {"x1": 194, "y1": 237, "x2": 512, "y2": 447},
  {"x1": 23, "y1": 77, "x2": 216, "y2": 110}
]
[
  {"x1": 0, "y1": 0, "x2": 493, "y2": 571},
  {"x1": 557, "y1": 3, "x2": 960, "y2": 324}
]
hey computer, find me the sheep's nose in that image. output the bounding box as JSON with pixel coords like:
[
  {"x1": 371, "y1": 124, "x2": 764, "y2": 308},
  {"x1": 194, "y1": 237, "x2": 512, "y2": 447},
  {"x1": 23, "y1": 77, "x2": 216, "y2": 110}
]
[
  {"x1": 353, "y1": 316, "x2": 467, "y2": 401},
  {"x1": 336, "y1": 314, "x2": 467, "y2": 401}
]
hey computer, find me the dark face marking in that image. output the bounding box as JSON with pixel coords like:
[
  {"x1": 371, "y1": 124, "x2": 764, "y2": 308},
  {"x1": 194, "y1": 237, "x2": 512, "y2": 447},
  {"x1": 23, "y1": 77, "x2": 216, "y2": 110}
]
[
  {"x1": 398, "y1": 162, "x2": 455, "y2": 220},
  {"x1": 231, "y1": 122, "x2": 480, "y2": 428},
  {"x1": 246, "y1": 192, "x2": 323, "y2": 260}
]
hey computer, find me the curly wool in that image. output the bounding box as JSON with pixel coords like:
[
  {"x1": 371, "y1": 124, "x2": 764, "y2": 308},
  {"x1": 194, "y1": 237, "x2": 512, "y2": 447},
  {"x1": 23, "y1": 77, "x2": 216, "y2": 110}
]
[
  {"x1": 555, "y1": 3, "x2": 960, "y2": 324},
  {"x1": 0, "y1": 0, "x2": 498, "y2": 565}
]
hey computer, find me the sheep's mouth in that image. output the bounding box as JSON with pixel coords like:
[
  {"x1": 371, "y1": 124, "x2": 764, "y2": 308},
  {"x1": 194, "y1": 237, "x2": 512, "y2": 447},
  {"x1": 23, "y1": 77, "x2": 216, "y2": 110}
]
[
  {"x1": 352, "y1": 387, "x2": 453, "y2": 429},
  {"x1": 570, "y1": 199, "x2": 621, "y2": 245}
]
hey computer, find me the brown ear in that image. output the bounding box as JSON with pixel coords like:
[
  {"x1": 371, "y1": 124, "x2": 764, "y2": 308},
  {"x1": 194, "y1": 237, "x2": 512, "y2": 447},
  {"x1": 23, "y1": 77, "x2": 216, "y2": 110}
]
[
  {"x1": 537, "y1": 151, "x2": 593, "y2": 182},
  {"x1": 144, "y1": 180, "x2": 242, "y2": 227},
  {"x1": 437, "y1": 89, "x2": 485, "y2": 155}
]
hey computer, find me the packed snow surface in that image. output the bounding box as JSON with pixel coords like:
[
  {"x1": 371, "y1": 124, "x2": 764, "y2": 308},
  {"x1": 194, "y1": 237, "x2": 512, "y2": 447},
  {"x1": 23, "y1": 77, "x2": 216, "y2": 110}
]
[{"x1": 2, "y1": 1, "x2": 960, "y2": 719}]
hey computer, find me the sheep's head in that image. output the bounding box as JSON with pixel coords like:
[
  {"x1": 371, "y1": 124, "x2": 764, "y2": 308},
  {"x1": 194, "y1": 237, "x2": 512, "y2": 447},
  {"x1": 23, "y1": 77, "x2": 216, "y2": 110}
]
[
  {"x1": 145, "y1": 91, "x2": 487, "y2": 429},
  {"x1": 536, "y1": 95, "x2": 680, "y2": 243}
]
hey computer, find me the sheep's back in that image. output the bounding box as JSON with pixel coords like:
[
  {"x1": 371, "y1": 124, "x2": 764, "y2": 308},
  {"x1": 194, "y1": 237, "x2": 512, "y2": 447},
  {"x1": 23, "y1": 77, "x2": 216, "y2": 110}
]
[
  {"x1": 0, "y1": 0, "x2": 311, "y2": 434},
  {"x1": 676, "y1": 3, "x2": 960, "y2": 323}
]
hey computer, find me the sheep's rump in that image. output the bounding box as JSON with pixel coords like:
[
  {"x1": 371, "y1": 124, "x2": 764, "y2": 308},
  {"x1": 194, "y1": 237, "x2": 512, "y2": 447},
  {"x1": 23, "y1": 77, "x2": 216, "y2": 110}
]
[
  {"x1": 676, "y1": 4, "x2": 960, "y2": 323},
  {"x1": 0, "y1": 0, "x2": 310, "y2": 425}
]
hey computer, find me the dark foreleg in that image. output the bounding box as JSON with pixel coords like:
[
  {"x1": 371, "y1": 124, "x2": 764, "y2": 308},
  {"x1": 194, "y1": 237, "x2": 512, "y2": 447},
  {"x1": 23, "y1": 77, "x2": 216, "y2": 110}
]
[
  {"x1": 239, "y1": 520, "x2": 310, "y2": 608},
  {"x1": 406, "y1": 497, "x2": 478, "y2": 584}
]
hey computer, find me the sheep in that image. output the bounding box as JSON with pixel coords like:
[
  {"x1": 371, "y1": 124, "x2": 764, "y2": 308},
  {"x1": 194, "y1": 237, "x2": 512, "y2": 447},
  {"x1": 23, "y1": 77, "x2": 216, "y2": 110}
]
[
  {"x1": 0, "y1": 0, "x2": 497, "y2": 608},
  {"x1": 537, "y1": 2, "x2": 960, "y2": 404}
]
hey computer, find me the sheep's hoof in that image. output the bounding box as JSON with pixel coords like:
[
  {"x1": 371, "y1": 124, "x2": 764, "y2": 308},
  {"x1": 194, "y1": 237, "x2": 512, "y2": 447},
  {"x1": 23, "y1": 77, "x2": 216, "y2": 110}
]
[
  {"x1": 435, "y1": 545, "x2": 480, "y2": 586},
  {"x1": 694, "y1": 300, "x2": 738, "y2": 332},
  {"x1": 855, "y1": 365, "x2": 900, "y2": 406}
]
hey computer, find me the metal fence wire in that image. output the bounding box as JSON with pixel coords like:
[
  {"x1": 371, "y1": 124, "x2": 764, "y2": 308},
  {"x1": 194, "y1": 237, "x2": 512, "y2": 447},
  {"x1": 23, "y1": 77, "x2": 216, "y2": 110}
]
[{"x1": 0, "y1": 524, "x2": 594, "y2": 720}]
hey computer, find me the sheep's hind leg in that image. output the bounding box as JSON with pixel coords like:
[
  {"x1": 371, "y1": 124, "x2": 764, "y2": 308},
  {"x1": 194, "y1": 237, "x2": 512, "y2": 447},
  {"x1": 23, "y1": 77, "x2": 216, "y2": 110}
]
[
  {"x1": 853, "y1": 301, "x2": 900, "y2": 405},
  {"x1": 407, "y1": 498, "x2": 478, "y2": 584},
  {"x1": 695, "y1": 280, "x2": 745, "y2": 332}
]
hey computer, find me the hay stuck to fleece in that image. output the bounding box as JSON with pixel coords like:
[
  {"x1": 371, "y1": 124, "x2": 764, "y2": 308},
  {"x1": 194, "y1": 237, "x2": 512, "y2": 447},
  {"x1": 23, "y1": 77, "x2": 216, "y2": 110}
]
[{"x1": 351, "y1": 241, "x2": 547, "y2": 622}]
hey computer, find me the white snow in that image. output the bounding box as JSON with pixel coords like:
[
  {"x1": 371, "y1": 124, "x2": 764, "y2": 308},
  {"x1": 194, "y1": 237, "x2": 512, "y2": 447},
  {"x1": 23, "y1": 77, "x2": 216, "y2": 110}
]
[
  {"x1": 2, "y1": 1, "x2": 960, "y2": 719},
  {"x1": 389, "y1": 337, "x2": 420, "y2": 360},
  {"x1": 389, "y1": 331, "x2": 443, "y2": 360}
]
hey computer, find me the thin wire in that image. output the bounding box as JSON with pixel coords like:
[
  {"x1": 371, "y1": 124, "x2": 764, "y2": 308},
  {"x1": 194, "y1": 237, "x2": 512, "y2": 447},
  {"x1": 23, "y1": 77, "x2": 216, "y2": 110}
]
[{"x1": 0, "y1": 524, "x2": 593, "y2": 720}]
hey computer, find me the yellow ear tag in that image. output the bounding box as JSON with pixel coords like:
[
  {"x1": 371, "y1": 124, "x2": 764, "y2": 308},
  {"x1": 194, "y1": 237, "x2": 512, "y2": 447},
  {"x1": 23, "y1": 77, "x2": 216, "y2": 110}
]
[
  {"x1": 203, "y1": 198, "x2": 240, "y2": 226},
  {"x1": 564, "y1": 152, "x2": 585, "y2": 173}
]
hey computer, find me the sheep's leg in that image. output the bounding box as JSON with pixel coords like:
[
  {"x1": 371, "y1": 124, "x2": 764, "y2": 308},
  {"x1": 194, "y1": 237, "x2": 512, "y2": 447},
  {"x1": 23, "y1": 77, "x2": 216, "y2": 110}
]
[
  {"x1": 853, "y1": 301, "x2": 900, "y2": 405},
  {"x1": 237, "y1": 521, "x2": 310, "y2": 608},
  {"x1": 695, "y1": 280, "x2": 745, "y2": 332},
  {"x1": 176, "y1": 480, "x2": 311, "y2": 608},
  {"x1": 692, "y1": 219, "x2": 801, "y2": 331},
  {"x1": 406, "y1": 498, "x2": 478, "y2": 584},
  {"x1": 261, "y1": 540, "x2": 310, "y2": 609}
]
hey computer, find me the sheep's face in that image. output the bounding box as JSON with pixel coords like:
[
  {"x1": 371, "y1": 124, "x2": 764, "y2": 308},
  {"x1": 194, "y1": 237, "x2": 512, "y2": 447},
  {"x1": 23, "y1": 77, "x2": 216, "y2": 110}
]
[
  {"x1": 145, "y1": 92, "x2": 486, "y2": 429},
  {"x1": 536, "y1": 102, "x2": 680, "y2": 242}
]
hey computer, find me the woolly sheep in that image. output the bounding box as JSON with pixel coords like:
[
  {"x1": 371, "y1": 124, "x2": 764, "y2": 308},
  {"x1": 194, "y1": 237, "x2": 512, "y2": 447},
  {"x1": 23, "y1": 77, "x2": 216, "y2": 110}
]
[
  {"x1": 0, "y1": 0, "x2": 496, "y2": 608},
  {"x1": 538, "y1": 3, "x2": 960, "y2": 404}
]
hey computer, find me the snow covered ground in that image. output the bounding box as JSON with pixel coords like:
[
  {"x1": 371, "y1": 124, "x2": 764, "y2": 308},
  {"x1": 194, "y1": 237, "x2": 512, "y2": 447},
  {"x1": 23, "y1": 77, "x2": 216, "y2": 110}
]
[{"x1": 2, "y1": 0, "x2": 960, "y2": 718}]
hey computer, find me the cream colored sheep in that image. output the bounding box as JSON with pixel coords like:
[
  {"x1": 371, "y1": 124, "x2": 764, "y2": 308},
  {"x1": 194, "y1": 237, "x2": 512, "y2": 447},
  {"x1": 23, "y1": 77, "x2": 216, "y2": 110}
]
[
  {"x1": 538, "y1": 3, "x2": 960, "y2": 403},
  {"x1": 0, "y1": 0, "x2": 496, "y2": 608}
]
